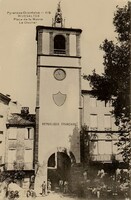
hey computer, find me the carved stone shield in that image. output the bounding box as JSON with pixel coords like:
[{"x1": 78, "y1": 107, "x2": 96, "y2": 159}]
[{"x1": 53, "y1": 91, "x2": 67, "y2": 106}]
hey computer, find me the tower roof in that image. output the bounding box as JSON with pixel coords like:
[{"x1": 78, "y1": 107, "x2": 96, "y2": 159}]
[
  {"x1": 0, "y1": 93, "x2": 11, "y2": 105},
  {"x1": 7, "y1": 113, "x2": 35, "y2": 126},
  {"x1": 52, "y1": 1, "x2": 64, "y2": 27}
]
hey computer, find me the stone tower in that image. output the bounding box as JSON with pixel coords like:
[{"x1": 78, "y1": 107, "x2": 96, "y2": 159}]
[{"x1": 35, "y1": 2, "x2": 82, "y2": 192}]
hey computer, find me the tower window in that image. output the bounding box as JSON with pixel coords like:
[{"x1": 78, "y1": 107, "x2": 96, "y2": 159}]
[
  {"x1": 24, "y1": 149, "x2": 33, "y2": 163},
  {"x1": 90, "y1": 114, "x2": 98, "y2": 130},
  {"x1": 54, "y1": 35, "x2": 66, "y2": 54},
  {"x1": 90, "y1": 97, "x2": 97, "y2": 107},
  {"x1": 104, "y1": 115, "x2": 111, "y2": 130},
  {"x1": 8, "y1": 128, "x2": 17, "y2": 140},
  {"x1": 25, "y1": 128, "x2": 33, "y2": 140},
  {"x1": 8, "y1": 149, "x2": 16, "y2": 163}
]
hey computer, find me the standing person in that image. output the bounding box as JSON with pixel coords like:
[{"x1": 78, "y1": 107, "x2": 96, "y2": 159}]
[
  {"x1": 47, "y1": 179, "x2": 51, "y2": 193},
  {"x1": 96, "y1": 188, "x2": 101, "y2": 199},
  {"x1": 63, "y1": 181, "x2": 68, "y2": 194},
  {"x1": 59, "y1": 180, "x2": 63, "y2": 192},
  {"x1": 41, "y1": 181, "x2": 46, "y2": 196},
  {"x1": 26, "y1": 190, "x2": 31, "y2": 198}
]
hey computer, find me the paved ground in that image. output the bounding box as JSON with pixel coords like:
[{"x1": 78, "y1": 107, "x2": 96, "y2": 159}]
[
  {"x1": 20, "y1": 192, "x2": 80, "y2": 200},
  {"x1": 1, "y1": 192, "x2": 82, "y2": 200},
  {"x1": 0, "y1": 191, "x2": 128, "y2": 200},
  {"x1": 33, "y1": 193, "x2": 78, "y2": 200},
  {"x1": 19, "y1": 192, "x2": 127, "y2": 200}
]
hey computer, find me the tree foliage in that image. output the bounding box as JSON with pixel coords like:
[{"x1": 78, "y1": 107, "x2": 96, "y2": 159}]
[
  {"x1": 84, "y1": 3, "x2": 130, "y2": 163},
  {"x1": 84, "y1": 3, "x2": 130, "y2": 122}
]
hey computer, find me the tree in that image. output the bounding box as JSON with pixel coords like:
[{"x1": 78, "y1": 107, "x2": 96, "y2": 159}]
[{"x1": 83, "y1": 3, "x2": 130, "y2": 163}]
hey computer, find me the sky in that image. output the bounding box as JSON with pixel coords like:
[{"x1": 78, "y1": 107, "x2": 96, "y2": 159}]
[{"x1": 0, "y1": 0, "x2": 128, "y2": 113}]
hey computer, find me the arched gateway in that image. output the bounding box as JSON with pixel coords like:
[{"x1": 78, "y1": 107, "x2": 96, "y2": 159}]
[
  {"x1": 34, "y1": 147, "x2": 76, "y2": 194},
  {"x1": 47, "y1": 148, "x2": 76, "y2": 191}
]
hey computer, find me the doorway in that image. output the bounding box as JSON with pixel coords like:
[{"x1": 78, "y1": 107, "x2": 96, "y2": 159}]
[{"x1": 47, "y1": 152, "x2": 72, "y2": 191}]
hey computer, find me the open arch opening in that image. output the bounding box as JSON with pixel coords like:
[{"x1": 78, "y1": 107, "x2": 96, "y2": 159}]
[
  {"x1": 54, "y1": 35, "x2": 66, "y2": 54},
  {"x1": 47, "y1": 151, "x2": 74, "y2": 191}
]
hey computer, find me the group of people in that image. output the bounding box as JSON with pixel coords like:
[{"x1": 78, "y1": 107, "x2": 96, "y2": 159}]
[
  {"x1": 41, "y1": 179, "x2": 69, "y2": 196},
  {"x1": 59, "y1": 180, "x2": 68, "y2": 193},
  {"x1": 41, "y1": 179, "x2": 51, "y2": 196}
]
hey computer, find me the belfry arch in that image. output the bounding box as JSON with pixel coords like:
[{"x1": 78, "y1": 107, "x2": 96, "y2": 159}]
[{"x1": 54, "y1": 34, "x2": 66, "y2": 54}]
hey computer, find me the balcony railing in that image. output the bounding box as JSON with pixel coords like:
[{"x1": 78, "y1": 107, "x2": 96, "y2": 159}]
[
  {"x1": 91, "y1": 154, "x2": 112, "y2": 162},
  {"x1": 54, "y1": 49, "x2": 66, "y2": 54},
  {"x1": 90, "y1": 154, "x2": 123, "y2": 162},
  {"x1": 90, "y1": 127, "x2": 98, "y2": 131},
  {"x1": 105, "y1": 128, "x2": 112, "y2": 131},
  {"x1": 5, "y1": 162, "x2": 34, "y2": 170}
]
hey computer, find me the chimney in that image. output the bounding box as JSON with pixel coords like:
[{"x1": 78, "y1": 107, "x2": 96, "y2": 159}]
[
  {"x1": 21, "y1": 107, "x2": 29, "y2": 115},
  {"x1": 6, "y1": 94, "x2": 10, "y2": 98}
]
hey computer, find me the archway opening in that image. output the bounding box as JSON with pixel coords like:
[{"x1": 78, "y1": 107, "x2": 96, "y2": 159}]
[
  {"x1": 47, "y1": 152, "x2": 72, "y2": 191},
  {"x1": 54, "y1": 35, "x2": 66, "y2": 54}
]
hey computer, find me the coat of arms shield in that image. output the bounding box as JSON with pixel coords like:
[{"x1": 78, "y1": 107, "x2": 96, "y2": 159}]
[{"x1": 52, "y1": 91, "x2": 67, "y2": 106}]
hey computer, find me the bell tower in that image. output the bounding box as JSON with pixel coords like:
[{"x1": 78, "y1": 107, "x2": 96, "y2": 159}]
[{"x1": 35, "y1": 2, "x2": 82, "y2": 192}]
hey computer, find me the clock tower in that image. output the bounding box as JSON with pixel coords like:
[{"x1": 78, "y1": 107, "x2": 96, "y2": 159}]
[{"x1": 35, "y1": 2, "x2": 82, "y2": 192}]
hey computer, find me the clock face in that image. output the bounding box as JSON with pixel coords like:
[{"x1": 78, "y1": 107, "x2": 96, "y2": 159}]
[{"x1": 54, "y1": 69, "x2": 66, "y2": 81}]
